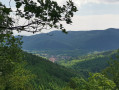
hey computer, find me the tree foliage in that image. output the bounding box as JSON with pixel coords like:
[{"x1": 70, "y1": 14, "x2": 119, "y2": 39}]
[
  {"x1": 0, "y1": 0, "x2": 78, "y2": 89},
  {"x1": 103, "y1": 60, "x2": 119, "y2": 89},
  {"x1": 0, "y1": 0, "x2": 77, "y2": 33},
  {"x1": 23, "y1": 52, "x2": 78, "y2": 89},
  {"x1": 1, "y1": 0, "x2": 119, "y2": 90},
  {"x1": 65, "y1": 73, "x2": 116, "y2": 90}
]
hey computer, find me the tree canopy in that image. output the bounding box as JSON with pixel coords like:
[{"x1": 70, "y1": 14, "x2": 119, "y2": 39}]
[
  {"x1": 0, "y1": 0, "x2": 77, "y2": 89},
  {"x1": 0, "y1": 0, "x2": 77, "y2": 33},
  {"x1": 1, "y1": 1, "x2": 119, "y2": 89}
]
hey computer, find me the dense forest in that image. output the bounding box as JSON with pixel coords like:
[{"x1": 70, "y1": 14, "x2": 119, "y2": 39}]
[
  {"x1": 22, "y1": 50, "x2": 119, "y2": 89},
  {"x1": 57, "y1": 50, "x2": 119, "y2": 77},
  {"x1": 0, "y1": 0, "x2": 119, "y2": 90},
  {"x1": 22, "y1": 28, "x2": 119, "y2": 60},
  {"x1": 1, "y1": 49, "x2": 119, "y2": 89},
  {"x1": 23, "y1": 52, "x2": 79, "y2": 89},
  {"x1": 22, "y1": 28, "x2": 119, "y2": 51}
]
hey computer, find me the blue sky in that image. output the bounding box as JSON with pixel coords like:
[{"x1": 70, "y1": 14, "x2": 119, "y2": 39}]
[{"x1": 1, "y1": 0, "x2": 119, "y2": 35}]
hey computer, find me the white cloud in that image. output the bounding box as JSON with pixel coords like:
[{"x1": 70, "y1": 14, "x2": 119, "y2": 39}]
[
  {"x1": 53, "y1": 0, "x2": 119, "y2": 7},
  {"x1": 81, "y1": 0, "x2": 119, "y2": 4},
  {"x1": 14, "y1": 14, "x2": 119, "y2": 36},
  {"x1": 2, "y1": 0, "x2": 118, "y2": 35},
  {"x1": 63, "y1": 14, "x2": 119, "y2": 31}
]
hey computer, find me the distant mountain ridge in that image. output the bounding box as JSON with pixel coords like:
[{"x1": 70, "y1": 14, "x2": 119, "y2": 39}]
[{"x1": 22, "y1": 28, "x2": 119, "y2": 51}]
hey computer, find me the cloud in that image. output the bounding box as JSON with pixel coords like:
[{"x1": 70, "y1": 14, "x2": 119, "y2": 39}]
[
  {"x1": 62, "y1": 14, "x2": 119, "y2": 31},
  {"x1": 99, "y1": 0, "x2": 119, "y2": 3},
  {"x1": 53, "y1": 0, "x2": 119, "y2": 7},
  {"x1": 81, "y1": 0, "x2": 119, "y2": 4},
  {"x1": 14, "y1": 14, "x2": 119, "y2": 36}
]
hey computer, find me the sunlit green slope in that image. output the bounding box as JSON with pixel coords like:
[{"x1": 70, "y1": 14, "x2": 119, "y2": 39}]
[
  {"x1": 57, "y1": 50, "x2": 119, "y2": 77},
  {"x1": 23, "y1": 52, "x2": 79, "y2": 89}
]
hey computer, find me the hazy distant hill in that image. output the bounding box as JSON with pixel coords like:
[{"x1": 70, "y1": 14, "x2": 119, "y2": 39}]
[{"x1": 22, "y1": 28, "x2": 119, "y2": 51}]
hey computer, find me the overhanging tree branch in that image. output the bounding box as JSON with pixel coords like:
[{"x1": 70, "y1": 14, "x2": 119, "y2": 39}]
[{"x1": 0, "y1": 0, "x2": 78, "y2": 33}]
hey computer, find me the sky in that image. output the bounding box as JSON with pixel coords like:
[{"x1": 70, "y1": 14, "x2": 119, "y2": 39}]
[{"x1": 1, "y1": 0, "x2": 119, "y2": 35}]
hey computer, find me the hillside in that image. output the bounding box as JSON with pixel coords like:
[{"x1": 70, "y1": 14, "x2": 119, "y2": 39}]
[
  {"x1": 57, "y1": 50, "x2": 119, "y2": 77},
  {"x1": 23, "y1": 52, "x2": 79, "y2": 89},
  {"x1": 22, "y1": 28, "x2": 119, "y2": 52}
]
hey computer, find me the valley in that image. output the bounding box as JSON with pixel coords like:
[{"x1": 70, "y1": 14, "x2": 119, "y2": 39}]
[
  {"x1": 20, "y1": 28, "x2": 119, "y2": 89},
  {"x1": 24, "y1": 49, "x2": 92, "y2": 62},
  {"x1": 2, "y1": 28, "x2": 119, "y2": 89},
  {"x1": 1, "y1": 0, "x2": 119, "y2": 89},
  {"x1": 22, "y1": 28, "x2": 119, "y2": 63}
]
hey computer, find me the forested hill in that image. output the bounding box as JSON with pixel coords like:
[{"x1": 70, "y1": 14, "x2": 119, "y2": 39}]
[
  {"x1": 23, "y1": 52, "x2": 78, "y2": 89},
  {"x1": 57, "y1": 49, "x2": 119, "y2": 77},
  {"x1": 22, "y1": 28, "x2": 119, "y2": 51}
]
